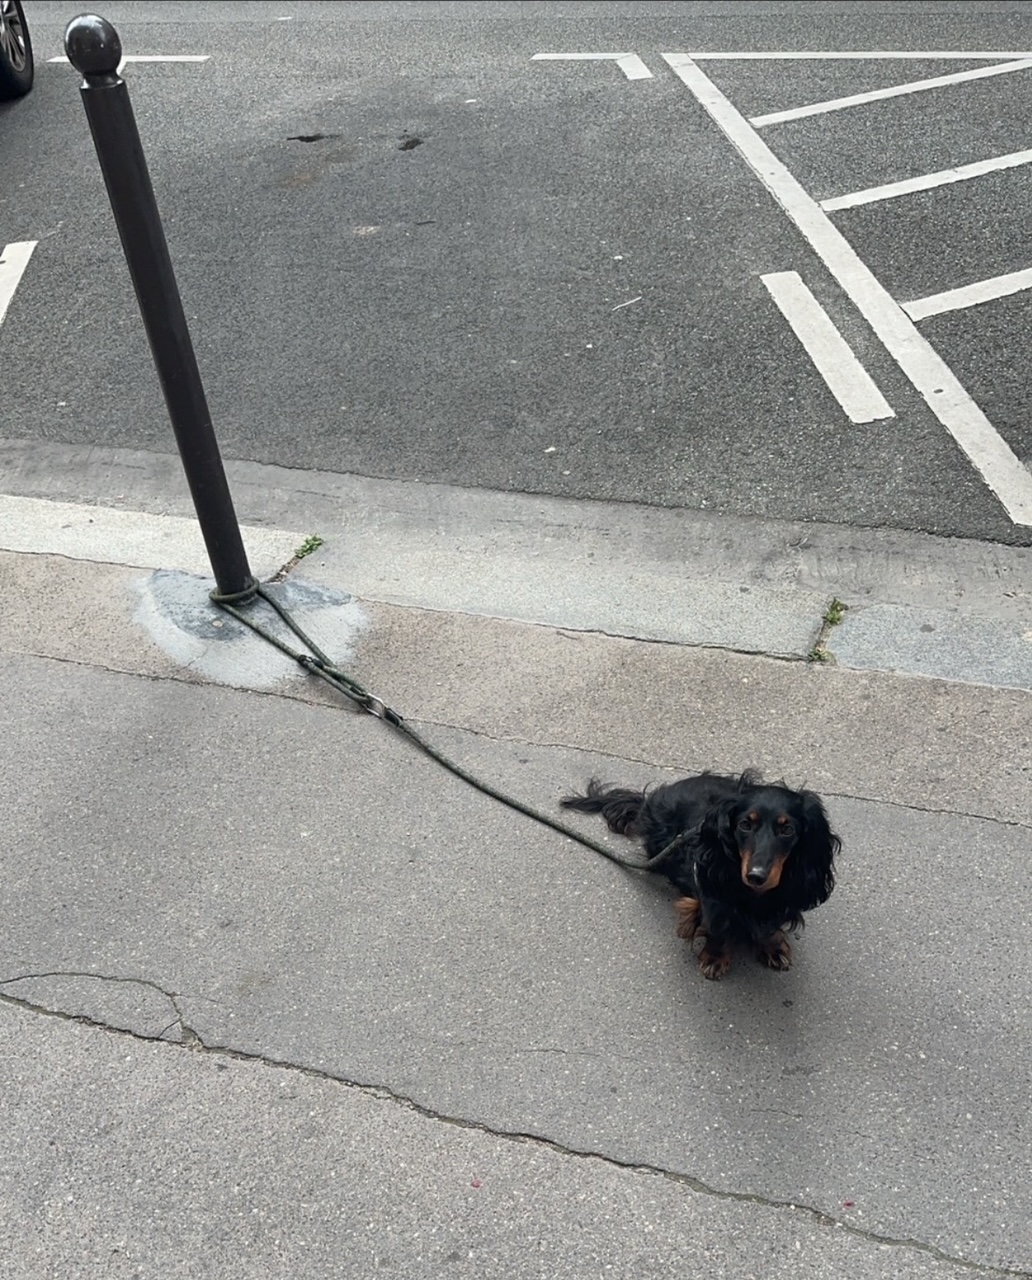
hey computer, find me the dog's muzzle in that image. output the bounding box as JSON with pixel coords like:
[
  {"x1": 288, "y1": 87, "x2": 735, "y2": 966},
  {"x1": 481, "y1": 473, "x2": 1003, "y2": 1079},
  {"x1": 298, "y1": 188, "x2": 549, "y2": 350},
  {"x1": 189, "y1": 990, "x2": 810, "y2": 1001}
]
[{"x1": 740, "y1": 850, "x2": 785, "y2": 893}]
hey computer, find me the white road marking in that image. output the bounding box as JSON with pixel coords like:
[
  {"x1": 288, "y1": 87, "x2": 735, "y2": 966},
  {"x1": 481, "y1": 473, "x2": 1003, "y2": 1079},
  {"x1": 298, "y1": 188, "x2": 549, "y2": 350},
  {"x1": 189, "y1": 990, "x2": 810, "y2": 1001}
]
[
  {"x1": 0, "y1": 241, "x2": 37, "y2": 327},
  {"x1": 49, "y1": 55, "x2": 210, "y2": 67},
  {"x1": 761, "y1": 272, "x2": 894, "y2": 423},
  {"x1": 750, "y1": 58, "x2": 1032, "y2": 126},
  {"x1": 685, "y1": 51, "x2": 1032, "y2": 60},
  {"x1": 531, "y1": 52, "x2": 652, "y2": 80},
  {"x1": 662, "y1": 52, "x2": 1032, "y2": 527},
  {"x1": 901, "y1": 267, "x2": 1032, "y2": 321},
  {"x1": 0, "y1": 494, "x2": 300, "y2": 578},
  {"x1": 821, "y1": 147, "x2": 1032, "y2": 211}
]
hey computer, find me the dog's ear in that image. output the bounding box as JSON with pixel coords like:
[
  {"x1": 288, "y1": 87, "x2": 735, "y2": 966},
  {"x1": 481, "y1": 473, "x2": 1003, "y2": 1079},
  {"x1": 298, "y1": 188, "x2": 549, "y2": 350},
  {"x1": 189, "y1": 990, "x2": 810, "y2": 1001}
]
[
  {"x1": 694, "y1": 797, "x2": 742, "y2": 889},
  {"x1": 700, "y1": 796, "x2": 740, "y2": 860},
  {"x1": 792, "y1": 791, "x2": 841, "y2": 908}
]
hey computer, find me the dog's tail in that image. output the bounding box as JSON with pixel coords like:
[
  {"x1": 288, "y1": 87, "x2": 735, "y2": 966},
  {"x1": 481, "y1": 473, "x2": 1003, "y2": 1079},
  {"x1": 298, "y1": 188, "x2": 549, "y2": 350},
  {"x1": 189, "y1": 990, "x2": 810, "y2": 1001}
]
[{"x1": 560, "y1": 779, "x2": 646, "y2": 836}]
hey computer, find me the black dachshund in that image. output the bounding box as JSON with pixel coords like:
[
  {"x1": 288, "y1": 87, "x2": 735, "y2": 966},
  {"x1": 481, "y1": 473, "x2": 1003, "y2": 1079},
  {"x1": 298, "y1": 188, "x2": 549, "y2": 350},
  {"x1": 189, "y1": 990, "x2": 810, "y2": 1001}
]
[{"x1": 561, "y1": 771, "x2": 840, "y2": 979}]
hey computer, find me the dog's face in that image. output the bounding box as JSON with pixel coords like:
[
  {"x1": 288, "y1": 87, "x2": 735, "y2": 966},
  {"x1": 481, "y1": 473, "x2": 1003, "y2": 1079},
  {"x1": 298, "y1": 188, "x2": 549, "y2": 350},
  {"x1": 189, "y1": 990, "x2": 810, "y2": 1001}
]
[{"x1": 731, "y1": 789, "x2": 803, "y2": 893}]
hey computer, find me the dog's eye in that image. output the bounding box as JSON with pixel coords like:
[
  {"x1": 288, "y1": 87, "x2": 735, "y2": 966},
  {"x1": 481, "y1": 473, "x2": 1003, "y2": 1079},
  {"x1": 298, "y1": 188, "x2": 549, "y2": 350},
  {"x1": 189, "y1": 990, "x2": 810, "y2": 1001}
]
[
  {"x1": 737, "y1": 815, "x2": 755, "y2": 831},
  {"x1": 777, "y1": 823, "x2": 795, "y2": 839}
]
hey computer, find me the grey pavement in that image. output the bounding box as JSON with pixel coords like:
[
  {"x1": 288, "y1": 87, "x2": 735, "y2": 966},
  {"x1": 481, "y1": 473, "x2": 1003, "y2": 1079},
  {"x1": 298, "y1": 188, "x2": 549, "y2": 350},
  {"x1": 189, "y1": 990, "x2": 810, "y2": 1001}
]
[
  {"x1": 1, "y1": 460, "x2": 1031, "y2": 1277},
  {"x1": 4, "y1": 3, "x2": 1032, "y2": 1272},
  {"x1": 0, "y1": 1003, "x2": 993, "y2": 1280}
]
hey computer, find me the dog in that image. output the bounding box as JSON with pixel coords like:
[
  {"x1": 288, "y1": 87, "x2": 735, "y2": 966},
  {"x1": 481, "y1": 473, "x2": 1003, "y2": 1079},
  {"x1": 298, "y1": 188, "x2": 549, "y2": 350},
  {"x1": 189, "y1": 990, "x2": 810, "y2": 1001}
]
[{"x1": 561, "y1": 771, "x2": 839, "y2": 980}]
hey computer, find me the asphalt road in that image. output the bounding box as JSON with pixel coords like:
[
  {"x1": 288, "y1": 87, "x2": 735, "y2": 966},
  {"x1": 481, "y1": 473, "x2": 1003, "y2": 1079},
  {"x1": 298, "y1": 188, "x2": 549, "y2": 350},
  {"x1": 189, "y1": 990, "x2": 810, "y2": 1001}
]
[{"x1": 3, "y1": 0, "x2": 1032, "y2": 543}]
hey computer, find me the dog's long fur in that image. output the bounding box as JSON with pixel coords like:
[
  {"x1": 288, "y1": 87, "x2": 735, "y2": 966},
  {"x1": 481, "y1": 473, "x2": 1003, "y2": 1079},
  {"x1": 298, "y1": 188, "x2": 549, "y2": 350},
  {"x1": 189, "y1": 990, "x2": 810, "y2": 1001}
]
[{"x1": 561, "y1": 771, "x2": 840, "y2": 980}]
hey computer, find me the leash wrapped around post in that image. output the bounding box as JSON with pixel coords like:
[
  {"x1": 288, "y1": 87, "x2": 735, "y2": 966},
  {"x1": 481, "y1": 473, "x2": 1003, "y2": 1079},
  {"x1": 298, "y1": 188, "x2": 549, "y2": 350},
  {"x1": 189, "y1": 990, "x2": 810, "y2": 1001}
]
[{"x1": 211, "y1": 585, "x2": 678, "y2": 872}]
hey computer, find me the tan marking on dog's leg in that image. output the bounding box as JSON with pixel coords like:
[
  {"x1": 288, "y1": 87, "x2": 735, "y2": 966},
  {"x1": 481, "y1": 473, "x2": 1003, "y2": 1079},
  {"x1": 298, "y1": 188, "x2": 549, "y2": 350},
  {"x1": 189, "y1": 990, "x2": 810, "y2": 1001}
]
[{"x1": 674, "y1": 896, "x2": 701, "y2": 941}]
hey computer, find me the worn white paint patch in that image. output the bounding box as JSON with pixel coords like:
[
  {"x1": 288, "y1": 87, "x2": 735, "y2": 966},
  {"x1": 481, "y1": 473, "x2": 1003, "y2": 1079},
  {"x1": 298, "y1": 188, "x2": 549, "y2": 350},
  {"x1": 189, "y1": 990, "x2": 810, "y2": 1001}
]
[{"x1": 132, "y1": 572, "x2": 368, "y2": 691}]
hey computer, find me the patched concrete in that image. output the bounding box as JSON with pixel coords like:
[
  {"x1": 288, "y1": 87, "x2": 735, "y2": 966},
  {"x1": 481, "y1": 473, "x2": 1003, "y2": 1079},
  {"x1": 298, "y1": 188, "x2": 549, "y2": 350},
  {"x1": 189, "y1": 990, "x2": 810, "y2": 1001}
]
[{"x1": 132, "y1": 570, "x2": 368, "y2": 690}]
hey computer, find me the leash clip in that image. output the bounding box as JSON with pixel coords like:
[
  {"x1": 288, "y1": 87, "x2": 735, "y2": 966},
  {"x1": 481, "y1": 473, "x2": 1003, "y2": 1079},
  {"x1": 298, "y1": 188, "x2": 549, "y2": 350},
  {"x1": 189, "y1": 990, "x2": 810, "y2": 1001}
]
[{"x1": 363, "y1": 694, "x2": 389, "y2": 719}]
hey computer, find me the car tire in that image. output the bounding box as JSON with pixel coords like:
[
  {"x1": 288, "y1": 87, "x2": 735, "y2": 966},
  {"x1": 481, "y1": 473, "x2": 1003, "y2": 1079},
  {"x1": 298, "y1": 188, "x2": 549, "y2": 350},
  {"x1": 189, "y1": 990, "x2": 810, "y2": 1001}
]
[{"x1": 0, "y1": 0, "x2": 33, "y2": 101}]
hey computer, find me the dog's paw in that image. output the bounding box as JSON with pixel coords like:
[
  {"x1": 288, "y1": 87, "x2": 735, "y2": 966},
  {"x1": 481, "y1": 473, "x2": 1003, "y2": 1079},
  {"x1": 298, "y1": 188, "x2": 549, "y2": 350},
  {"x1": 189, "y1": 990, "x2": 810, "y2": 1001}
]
[
  {"x1": 698, "y1": 943, "x2": 732, "y2": 981},
  {"x1": 757, "y1": 931, "x2": 793, "y2": 971},
  {"x1": 674, "y1": 896, "x2": 701, "y2": 941}
]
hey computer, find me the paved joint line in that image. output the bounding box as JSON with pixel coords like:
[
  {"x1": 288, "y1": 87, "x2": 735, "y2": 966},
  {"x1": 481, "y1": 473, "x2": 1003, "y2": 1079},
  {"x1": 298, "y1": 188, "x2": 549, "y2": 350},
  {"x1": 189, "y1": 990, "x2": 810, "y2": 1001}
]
[
  {"x1": 531, "y1": 52, "x2": 652, "y2": 80},
  {"x1": 662, "y1": 52, "x2": 1032, "y2": 528},
  {"x1": 821, "y1": 148, "x2": 1032, "y2": 212},
  {"x1": 760, "y1": 273, "x2": 894, "y2": 423},
  {"x1": 0, "y1": 241, "x2": 37, "y2": 327},
  {"x1": 0, "y1": 991, "x2": 1025, "y2": 1276},
  {"x1": 838, "y1": 794, "x2": 1032, "y2": 831},
  {"x1": 750, "y1": 58, "x2": 1032, "y2": 126},
  {"x1": 0, "y1": 649, "x2": 327, "y2": 710},
  {"x1": 363, "y1": 715, "x2": 1032, "y2": 833},
  {"x1": 900, "y1": 267, "x2": 1032, "y2": 321}
]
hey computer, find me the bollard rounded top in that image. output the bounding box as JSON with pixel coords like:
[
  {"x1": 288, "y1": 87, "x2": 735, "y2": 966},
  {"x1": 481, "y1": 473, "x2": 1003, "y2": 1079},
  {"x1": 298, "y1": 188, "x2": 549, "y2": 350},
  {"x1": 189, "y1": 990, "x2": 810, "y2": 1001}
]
[{"x1": 64, "y1": 14, "x2": 122, "y2": 77}]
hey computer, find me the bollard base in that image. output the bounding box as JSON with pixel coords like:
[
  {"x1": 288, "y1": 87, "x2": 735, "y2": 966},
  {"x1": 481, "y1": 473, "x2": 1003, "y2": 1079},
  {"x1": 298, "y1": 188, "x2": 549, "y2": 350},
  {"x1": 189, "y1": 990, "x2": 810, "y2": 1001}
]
[
  {"x1": 209, "y1": 577, "x2": 261, "y2": 607},
  {"x1": 134, "y1": 571, "x2": 367, "y2": 691}
]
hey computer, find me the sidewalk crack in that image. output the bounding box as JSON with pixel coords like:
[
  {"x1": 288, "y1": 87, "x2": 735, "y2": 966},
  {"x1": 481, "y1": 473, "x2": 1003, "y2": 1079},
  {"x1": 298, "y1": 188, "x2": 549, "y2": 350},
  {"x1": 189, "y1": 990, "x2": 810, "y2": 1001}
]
[
  {"x1": 0, "y1": 991, "x2": 1026, "y2": 1277},
  {"x1": 0, "y1": 970, "x2": 210, "y2": 1046}
]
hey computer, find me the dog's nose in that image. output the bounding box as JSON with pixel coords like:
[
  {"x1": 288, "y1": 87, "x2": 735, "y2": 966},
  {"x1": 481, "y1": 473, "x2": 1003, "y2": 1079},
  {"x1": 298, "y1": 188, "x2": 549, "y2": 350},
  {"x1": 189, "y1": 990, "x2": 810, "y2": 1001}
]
[{"x1": 745, "y1": 866, "x2": 769, "y2": 887}]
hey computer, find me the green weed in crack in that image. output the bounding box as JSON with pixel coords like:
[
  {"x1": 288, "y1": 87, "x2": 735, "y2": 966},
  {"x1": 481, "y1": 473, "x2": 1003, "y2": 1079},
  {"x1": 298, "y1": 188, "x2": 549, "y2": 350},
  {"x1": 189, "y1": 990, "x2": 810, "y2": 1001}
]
[{"x1": 809, "y1": 597, "x2": 848, "y2": 664}]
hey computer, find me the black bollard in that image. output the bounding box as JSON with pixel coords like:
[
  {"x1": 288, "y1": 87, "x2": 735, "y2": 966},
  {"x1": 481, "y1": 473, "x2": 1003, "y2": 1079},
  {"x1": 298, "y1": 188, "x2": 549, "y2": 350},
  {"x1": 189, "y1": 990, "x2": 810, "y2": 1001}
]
[{"x1": 64, "y1": 14, "x2": 257, "y2": 602}]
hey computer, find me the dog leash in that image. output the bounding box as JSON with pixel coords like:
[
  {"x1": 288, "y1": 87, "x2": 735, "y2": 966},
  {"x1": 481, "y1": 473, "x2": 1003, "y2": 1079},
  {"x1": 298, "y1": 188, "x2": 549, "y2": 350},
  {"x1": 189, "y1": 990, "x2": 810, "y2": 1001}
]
[{"x1": 212, "y1": 584, "x2": 681, "y2": 873}]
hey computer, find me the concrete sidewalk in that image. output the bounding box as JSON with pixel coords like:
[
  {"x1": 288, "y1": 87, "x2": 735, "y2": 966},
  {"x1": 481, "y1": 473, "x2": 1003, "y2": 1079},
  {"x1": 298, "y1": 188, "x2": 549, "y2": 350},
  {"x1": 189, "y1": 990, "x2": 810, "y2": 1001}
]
[{"x1": 1, "y1": 467, "x2": 1030, "y2": 1278}]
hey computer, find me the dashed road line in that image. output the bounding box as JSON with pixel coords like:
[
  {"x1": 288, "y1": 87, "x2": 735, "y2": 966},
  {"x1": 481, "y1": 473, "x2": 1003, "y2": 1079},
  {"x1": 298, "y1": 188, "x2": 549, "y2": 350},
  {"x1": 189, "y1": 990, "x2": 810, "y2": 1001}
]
[
  {"x1": 901, "y1": 267, "x2": 1032, "y2": 321},
  {"x1": 48, "y1": 54, "x2": 210, "y2": 66},
  {"x1": 0, "y1": 242, "x2": 37, "y2": 328},
  {"x1": 820, "y1": 147, "x2": 1032, "y2": 211},
  {"x1": 663, "y1": 51, "x2": 1032, "y2": 527},
  {"x1": 761, "y1": 272, "x2": 894, "y2": 423},
  {"x1": 749, "y1": 57, "x2": 1032, "y2": 126},
  {"x1": 531, "y1": 52, "x2": 652, "y2": 80}
]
